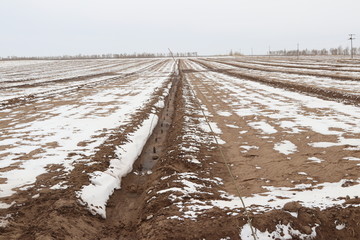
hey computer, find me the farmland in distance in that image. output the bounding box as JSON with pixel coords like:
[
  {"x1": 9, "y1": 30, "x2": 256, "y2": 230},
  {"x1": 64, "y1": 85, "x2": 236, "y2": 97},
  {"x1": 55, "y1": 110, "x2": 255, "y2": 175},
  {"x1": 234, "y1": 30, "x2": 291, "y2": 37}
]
[{"x1": 0, "y1": 56, "x2": 359, "y2": 239}]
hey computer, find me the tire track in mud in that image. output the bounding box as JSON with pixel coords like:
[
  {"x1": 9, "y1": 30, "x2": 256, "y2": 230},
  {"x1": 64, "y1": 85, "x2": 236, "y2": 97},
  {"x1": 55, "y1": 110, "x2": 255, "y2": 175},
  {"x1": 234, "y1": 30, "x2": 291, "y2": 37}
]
[{"x1": 193, "y1": 59, "x2": 360, "y2": 106}]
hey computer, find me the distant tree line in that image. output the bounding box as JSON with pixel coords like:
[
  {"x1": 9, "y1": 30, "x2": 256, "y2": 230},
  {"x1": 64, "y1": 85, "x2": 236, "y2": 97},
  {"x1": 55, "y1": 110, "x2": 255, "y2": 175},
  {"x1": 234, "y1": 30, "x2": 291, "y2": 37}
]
[
  {"x1": 229, "y1": 50, "x2": 243, "y2": 56},
  {"x1": 269, "y1": 46, "x2": 360, "y2": 56},
  {"x1": 0, "y1": 52, "x2": 198, "y2": 60}
]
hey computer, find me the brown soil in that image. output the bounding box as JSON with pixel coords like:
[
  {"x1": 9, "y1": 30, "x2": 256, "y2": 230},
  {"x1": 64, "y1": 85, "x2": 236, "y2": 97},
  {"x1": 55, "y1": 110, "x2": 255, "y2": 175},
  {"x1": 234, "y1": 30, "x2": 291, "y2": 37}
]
[{"x1": 0, "y1": 59, "x2": 359, "y2": 240}]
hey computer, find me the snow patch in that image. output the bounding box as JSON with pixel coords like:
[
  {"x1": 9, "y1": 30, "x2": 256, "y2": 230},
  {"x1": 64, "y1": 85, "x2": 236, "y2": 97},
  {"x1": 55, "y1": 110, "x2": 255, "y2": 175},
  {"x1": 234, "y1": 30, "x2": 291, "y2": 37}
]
[
  {"x1": 335, "y1": 222, "x2": 346, "y2": 230},
  {"x1": 343, "y1": 156, "x2": 360, "y2": 161},
  {"x1": 199, "y1": 121, "x2": 222, "y2": 134},
  {"x1": 226, "y1": 124, "x2": 239, "y2": 128},
  {"x1": 217, "y1": 111, "x2": 232, "y2": 117},
  {"x1": 308, "y1": 157, "x2": 324, "y2": 163},
  {"x1": 219, "y1": 179, "x2": 360, "y2": 212},
  {"x1": 274, "y1": 140, "x2": 297, "y2": 155},
  {"x1": 248, "y1": 121, "x2": 277, "y2": 134},
  {"x1": 240, "y1": 223, "x2": 317, "y2": 240}
]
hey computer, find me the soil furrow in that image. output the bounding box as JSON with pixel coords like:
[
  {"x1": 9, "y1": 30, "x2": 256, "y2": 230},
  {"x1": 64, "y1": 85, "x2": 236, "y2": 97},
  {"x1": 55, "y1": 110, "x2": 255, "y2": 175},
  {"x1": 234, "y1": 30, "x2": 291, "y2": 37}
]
[
  {"x1": 214, "y1": 59, "x2": 360, "y2": 81},
  {"x1": 0, "y1": 60, "x2": 170, "y2": 109},
  {"x1": 102, "y1": 69, "x2": 180, "y2": 239},
  {"x1": 230, "y1": 58, "x2": 360, "y2": 73},
  {"x1": 192, "y1": 59, "x2": 360, "y2": 106}
]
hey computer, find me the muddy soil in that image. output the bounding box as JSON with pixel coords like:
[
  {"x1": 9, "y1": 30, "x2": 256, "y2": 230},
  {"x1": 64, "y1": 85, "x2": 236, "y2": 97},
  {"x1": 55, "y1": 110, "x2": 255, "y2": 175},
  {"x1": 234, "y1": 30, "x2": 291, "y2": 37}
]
[{"x1": 0, "y1": 58, "x2": 360, "y2": 240}]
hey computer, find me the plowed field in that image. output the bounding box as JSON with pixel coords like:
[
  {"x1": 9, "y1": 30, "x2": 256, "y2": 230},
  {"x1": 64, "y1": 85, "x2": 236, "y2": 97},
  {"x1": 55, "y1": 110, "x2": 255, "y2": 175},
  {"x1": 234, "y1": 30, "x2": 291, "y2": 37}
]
[{"x1": 1, "y1": 57, "x2": 359, "y2": 240}]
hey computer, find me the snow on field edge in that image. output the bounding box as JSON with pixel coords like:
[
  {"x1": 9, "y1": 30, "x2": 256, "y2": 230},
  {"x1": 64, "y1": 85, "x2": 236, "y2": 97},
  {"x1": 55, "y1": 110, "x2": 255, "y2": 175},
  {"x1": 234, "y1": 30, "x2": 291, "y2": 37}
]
[
  {"x1": 77, "y1": 114, "x2": 158, "y2": 218},
  {"x1": 240, "y1": 223, "x2": 317, "y2": 240}
]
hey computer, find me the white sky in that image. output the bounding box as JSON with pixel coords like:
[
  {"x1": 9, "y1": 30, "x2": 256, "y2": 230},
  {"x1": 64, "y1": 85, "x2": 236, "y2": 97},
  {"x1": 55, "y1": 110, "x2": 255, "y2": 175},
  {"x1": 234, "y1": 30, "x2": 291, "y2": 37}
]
[{"x1": 0, "y1": 0, "x2": 359, "y2": 56}]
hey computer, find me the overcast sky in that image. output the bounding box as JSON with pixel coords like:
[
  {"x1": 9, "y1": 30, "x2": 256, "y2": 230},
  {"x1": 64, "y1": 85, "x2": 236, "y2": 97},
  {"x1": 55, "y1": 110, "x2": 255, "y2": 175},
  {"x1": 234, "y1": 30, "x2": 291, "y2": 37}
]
[{"x1": 0, "y1": 0, "x2": 359, "y2": 57}]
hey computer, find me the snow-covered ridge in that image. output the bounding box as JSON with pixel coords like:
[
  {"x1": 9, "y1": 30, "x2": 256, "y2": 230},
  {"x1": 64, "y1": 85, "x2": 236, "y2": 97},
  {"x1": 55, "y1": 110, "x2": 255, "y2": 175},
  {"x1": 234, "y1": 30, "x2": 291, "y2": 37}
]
[
  {"x1": 77, "y1": 114, "x2": 159, "y2": 218},
  {"x1": 76, "y1": 69, "x2": 175, "y2": 218}
]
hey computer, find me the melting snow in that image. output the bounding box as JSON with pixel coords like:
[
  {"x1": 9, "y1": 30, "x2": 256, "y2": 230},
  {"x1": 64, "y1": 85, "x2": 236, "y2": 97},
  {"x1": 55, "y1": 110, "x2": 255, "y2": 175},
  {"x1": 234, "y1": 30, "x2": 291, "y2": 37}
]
[
  {"x1": 226, "y1": 124, "x2": 239, "y2": 128},
  {"x1": 240, "y1": 223, "x2": 317, "y2": 240},
  {"x1": 217, "y1": 111, "x2": 232, "y2": 117},
  {"x1": 335, "y1": 222, "x2": 346, "y2": 230},
  {"x1": 307, "y1": 157, "x2": 324, "y2": 163},
  {"x1": 274, "y1": 140, "x2": 297, "y2": 155},
  {"x1": 248, "y1": 121, "x2": 277, "y2": 134},
  {"x1": 217, "y1": 179, "x2": 360, "y2": 212},
  {"x1": 199, "y1": 121, "x2": 223, "y2": 134}
]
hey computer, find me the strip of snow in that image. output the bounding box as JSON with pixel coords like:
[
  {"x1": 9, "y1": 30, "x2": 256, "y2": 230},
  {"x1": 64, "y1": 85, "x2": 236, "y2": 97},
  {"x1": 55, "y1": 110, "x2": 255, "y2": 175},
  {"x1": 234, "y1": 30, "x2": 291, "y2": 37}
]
[
  {"x1": 217, "y1": 111, "x2": 232, "y2": 117},
  {"x1": 185, "y1": 155, "x2": 201, "y2": 164},
  {"x1": 226, "y1": 124, "x2": 239, "y2": 128},
  {"x1": 307, "y1": 157, "x2": 324, "y2": 163},
  {"x1": 310, "y1": 137, "x2": 360, "y2": 148},
  {"x1": 77, "y1": 114, "x2": 158, "y2": 218},
  {"x1": 0, "y1": 202, "x2": 13, "y2": 209},
  {"x1": 199, "y1": 121, "x2": 223, "y2": 134},
  {"x1": 214, "y1": 179, "x2": 360, "y2": 212},
  {"x1": 248, "y1": 121, "x2": 277, "y2": 134},
  {"x1": 343, "y1": 156, "x2": 360, "y2": 161},
  {"x1": 240, "y1": 145, "x2": 259, "y2": 153}
]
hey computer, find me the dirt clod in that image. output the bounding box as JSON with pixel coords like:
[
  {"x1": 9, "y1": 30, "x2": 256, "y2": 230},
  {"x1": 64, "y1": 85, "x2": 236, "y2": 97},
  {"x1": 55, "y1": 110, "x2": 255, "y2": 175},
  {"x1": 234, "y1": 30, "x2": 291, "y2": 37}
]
[{"x1": 283, "y1": 201, "x2": 303, "y2": 212}]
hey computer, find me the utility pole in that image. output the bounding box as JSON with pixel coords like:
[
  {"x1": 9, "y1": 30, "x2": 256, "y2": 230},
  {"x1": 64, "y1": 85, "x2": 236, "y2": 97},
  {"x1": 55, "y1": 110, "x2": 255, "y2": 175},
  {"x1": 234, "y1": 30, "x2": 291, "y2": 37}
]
[
  {"x1": 268, "y1": 46, "x2": 271, "y2": 59},
  {"x1": 349, "y1": 34, "x2": 356, "y2": 59},
  {"x1": 168, "y1": 48, "x2": 176, "y2": 62}
]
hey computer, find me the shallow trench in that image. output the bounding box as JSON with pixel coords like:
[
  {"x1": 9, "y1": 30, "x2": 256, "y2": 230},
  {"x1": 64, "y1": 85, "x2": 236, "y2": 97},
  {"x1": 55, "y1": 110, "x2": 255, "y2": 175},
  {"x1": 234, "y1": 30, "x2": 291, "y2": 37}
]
[{"x1": 104, "y1": 71, "x2": 180, "y2": 238}]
